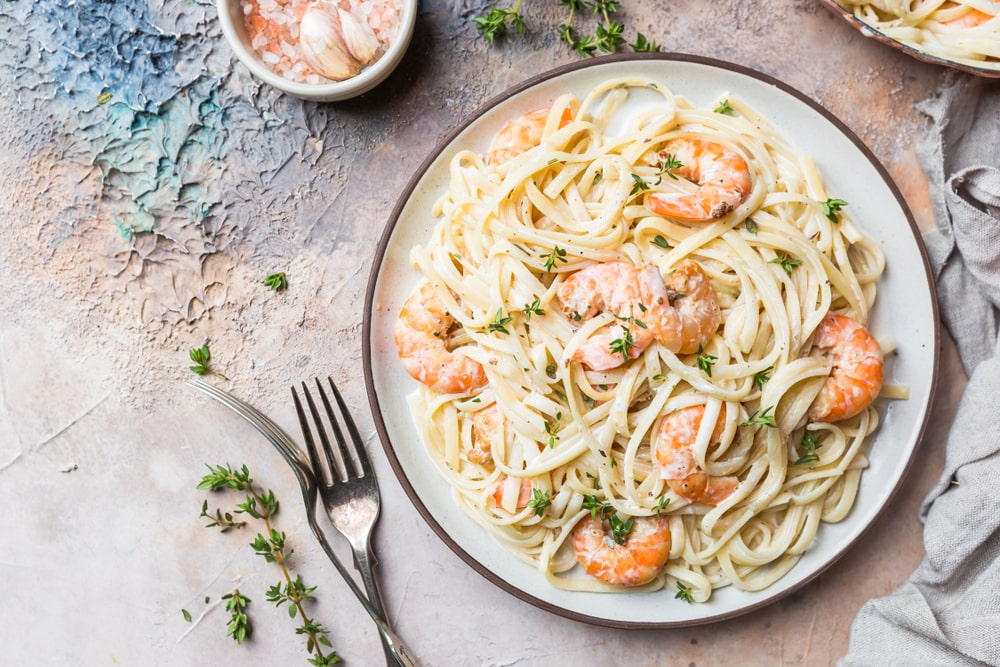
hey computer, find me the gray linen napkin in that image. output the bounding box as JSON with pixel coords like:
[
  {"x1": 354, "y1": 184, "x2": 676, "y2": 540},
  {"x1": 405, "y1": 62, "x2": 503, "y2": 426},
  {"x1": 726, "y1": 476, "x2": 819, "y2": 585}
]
[{"x1": 839, "y1": 74, "x2": 1000, "y2": 666}]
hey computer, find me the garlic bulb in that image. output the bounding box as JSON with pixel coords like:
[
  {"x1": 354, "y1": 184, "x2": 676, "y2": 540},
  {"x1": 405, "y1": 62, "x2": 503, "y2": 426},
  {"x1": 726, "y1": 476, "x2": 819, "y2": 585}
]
[{"x1": 299, "y1": 1, "x2": 379, "y2": 82}]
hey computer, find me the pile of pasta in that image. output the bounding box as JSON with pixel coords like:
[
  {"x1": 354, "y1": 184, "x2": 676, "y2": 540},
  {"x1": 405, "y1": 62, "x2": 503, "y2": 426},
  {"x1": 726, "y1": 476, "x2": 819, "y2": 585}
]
[
  {"x1": 837, "y1": 0, "x2": 1000, "y2": 69},
  {"x1": 399, "y1": 77, "x2": 892, "y2": 602}
]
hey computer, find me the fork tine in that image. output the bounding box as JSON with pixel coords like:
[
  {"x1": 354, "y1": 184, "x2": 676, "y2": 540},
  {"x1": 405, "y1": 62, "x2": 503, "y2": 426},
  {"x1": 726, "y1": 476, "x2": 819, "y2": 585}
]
[
  {"x1": 292, "y1": 385, "x2": 326, "y2": 482},
  {"x1": 299, "y1": 381, "x2": 345, "y2": 483},
  {"x1": 313, "y1": 377, "x2": 365, "y2": 480},
  {"x1": 323, "y1": 376, "x2": 374, "y2": 479}
]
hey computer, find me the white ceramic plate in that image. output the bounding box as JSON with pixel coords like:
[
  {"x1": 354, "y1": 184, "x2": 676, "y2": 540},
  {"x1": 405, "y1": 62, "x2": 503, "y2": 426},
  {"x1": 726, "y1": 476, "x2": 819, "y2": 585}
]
[{"x1": 363, "y1": 54, "x2": 939, "y2": 627}]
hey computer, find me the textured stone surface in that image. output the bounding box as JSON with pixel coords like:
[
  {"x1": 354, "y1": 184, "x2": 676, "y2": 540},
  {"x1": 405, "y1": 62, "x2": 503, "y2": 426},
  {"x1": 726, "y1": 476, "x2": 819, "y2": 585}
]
[{"x1": 0, "y1": 0, "x2": 962, "y2": 664}]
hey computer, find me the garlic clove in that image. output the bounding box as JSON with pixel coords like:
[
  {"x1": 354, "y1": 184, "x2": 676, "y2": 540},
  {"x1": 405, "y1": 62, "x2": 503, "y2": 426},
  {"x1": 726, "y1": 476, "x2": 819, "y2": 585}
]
[
  {"x1": 337, "y1": 9, "x2": 380, "y2": 65},
  {"x1": 299, "y1": 2, "x2": 361, "y2": 81}
]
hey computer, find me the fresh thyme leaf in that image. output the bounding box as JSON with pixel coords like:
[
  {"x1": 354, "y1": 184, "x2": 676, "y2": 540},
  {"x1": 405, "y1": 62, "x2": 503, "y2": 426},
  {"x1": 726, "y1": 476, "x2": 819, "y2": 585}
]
[
  {"x1": 594, "y1": 19, "x2": 625, "y2": 52},
  {"x1": 769, "y1": 252, "x2": 802, "y2": 276},
  {"x1": 653, "y1": 495, "x2": 670, "y2": 515},
  {"x1": 795, "y1": 430, "x2": 824, "y2": 465},
  {"x1": 744, "y1": 217, "x2": 759, "y2": 234},
  {"x1": 675, "y1": 581, "x2": 694, "y2": 603},
  {"x1": 714, "y1": 99, "x2": 735, "y2": 115},
  {"x1": 609, "y1": 326, "x2": 635, "y2": 361},
  {"x1": 608, "y1": 513, "x2": 634, "y2": 544},
  {"x1": 630, "y1": 32, "x2": 660, "y2": 52},
  {"x1": 528, "y1": 488, "x2": 552, "y2": 516},
  {"x1": 487, "y1": 309, "x2": 513, "y2": 335},
  {"x1": 221, "y1": 589, "x2": 251, "y2": 644},
  {"x1": 658, "y1": 153, "x2": 683, "y2": 179},
  {"x1": 544, "y1": 412, "x2": 563, "y2": 447},
  {"x1": 472, "y1": 3, "x2": 525, "y2": 44},
  {"x1": 582, "y1": 494, "x2": 615, "y2": 519},
  {"x1": 740, "y1": 406, "x2": 778, "y2": 428},
  {"x1": 652, "y1": 373, "x2": 667, "y2": 382},
  {"x1": 541, "y1": 245, "x2": 568, "y2": 271},
  {"x1": 182, "y1": 608, "x2": 192, "y2": 622},
  {"x1": 97, "y1": 91, "x2": 113, "y2": 104},
  {"x1": 522, "y1": 298, "x2": 545, "y2": 321},
  {"x1": 820, "y1": 197, "x2": 848, "y2": 223},
  {"x1": 188, "y1": 344, "x2": 229, "y2": 380},
  {"x1": 200, "y1": 499, "x2": 247, "y2": 532},
  {"x1": 696, "y1": 344, "x2": 717, "y2": 377},
  {"x1": 752, "y1": 365, "x2": 774, "y2": 390},
  {"x1": 546, "y1": 363, "x2": 557, "y2": 379},
  {"x1": 264, "y1": 271, "x2": 288, "y2": 291},
  {"x1": 652, "y1": 234, "x2": 671, "y2": 249},
  {"x1": 629, "y1": 173, "x2": 648, "y2": 196}
]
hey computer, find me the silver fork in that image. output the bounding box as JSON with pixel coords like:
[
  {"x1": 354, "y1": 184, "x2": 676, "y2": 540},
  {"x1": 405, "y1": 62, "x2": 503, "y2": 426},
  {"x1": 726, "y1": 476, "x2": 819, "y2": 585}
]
[
  {"x1": 185, "y1": 379, "x2": 418, "y2": 667},
  {"x1": 292, "y1": 377, "x2": 398, "y2": 667}
]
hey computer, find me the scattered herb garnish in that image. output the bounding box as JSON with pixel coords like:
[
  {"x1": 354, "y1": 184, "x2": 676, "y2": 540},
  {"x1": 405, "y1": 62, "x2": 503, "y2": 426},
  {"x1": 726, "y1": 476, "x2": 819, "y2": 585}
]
[
  {"x1": 545, "y1": 363, "x2": 558, "y2": 379},
  {"x1": 487, "y1": 309, "x2": 513, "y2": 335},
  {"x1": 769, "y1": 252, "x2": 802, "y2": 276},
  {"x1": 582, "y1": 494, "x2": 615, "y2": 519},
  {"x1": 752, "y1": 365, "x2": 773, "y2": 391},
  {"x1": 182, "y1": 608, "x2": 193, "y2": 622},
  {"x1": 608, "y1": 513, "x2": 634, "y2": 544},
  {"x1": 609, "y1": 326, "x2": 636, "y2": 361},
  {"x1": 652, "y1": 234, "x2": 671, "y2": 249},
  {"x1": 522, "y1": 298, "x2": 545, "y2": 321},
  {"x1": 658, "y1": 153, "x2": 683, "y2": 179},
  {"x1": 675, "y1": 581, "x2": 694, "y2": 603},
  {"x1": 97, "y1": 91, "x2": 113, "y2": 104},
  {"x1": 652, "y1": 373, "x2": 667, "y2": 382},
  {"x1": 653, "y1": 495, "x2": 670, "y2": 515},
  {"x1": 820, "y1": 197, "x2": 848, "y2": 223},
  {"x1": 696, "y1": 344, "x2": 717, "y2": 377},
  {"x1": 222, "y1": 589, "x2": 252, "y2": 645},
  {"x1": 544, "y1": 412, "x2": 563, "y2": 448},
  {"x1": 714, "y1": 99, "x2": 735, "y2": 116},
  {"x1": 744, "y1": 217, "x2": 759, "y2": 234},
  {"x1": 629, "y1": 173, "x2": 649, "y2": 196},
  {"x1": 188, "y1": 344, "x2": 229, "y2": 380},
  {"x1": 541, "y1": 245, "x2": 568, "y2": 271},
  {"x1": 198, "y1": 464, "x2": 340, "y2": 665},
  {"x1": 528, "y1": 489, "x2": 552, "y2": 516},
  {"x1": 795, "y1": 430, "x2": 825, "y2": 465},
  {"x1": 740, "y1": 406, "x2": 777, "y2": 428},
  {"x1": 264, "y1": 271, "x2": 288, "y2": 291}
]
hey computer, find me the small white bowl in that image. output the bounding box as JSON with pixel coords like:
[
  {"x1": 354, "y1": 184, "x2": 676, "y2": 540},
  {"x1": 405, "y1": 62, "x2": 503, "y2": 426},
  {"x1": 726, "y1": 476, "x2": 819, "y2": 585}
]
[{"x1": 216, "y1": 0, "x2": 417, "y2": 101}]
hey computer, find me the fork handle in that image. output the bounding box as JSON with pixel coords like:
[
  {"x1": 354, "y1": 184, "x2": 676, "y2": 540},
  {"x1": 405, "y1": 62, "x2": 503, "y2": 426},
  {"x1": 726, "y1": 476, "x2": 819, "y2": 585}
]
[
  {"x1": 307, "y1": 519, "x2": 420, "y2": 667},
  {"x1": 352, "y1": 545, "x2": 402, "y2": 666}
]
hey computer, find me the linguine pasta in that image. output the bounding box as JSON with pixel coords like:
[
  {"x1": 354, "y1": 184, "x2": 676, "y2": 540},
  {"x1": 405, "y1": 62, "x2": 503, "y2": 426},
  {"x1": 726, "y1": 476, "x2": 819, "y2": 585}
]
[
  {"x1": 836, "y1": 0, "x2": 1000, "y2": 70},
  {"x1": 398, "y1": 78, "x2": 891, "y2": 601}
]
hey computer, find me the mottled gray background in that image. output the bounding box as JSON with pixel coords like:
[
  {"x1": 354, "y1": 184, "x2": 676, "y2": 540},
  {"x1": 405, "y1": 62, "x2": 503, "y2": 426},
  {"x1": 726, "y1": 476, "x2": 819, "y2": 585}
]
[{"x1": 0, "y1": 0, "x2": 966, "y2": 664}]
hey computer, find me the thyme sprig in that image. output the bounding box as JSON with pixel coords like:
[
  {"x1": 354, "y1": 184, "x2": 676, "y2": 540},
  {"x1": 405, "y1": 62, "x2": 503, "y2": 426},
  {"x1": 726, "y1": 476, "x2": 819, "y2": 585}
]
[
  {"x1": 474, "y1": 0, "x2": 660, "y2": 56},
  {"x1": 189, "y1": 344, "x2": 229, "y2": 380},
  {"x1": 198, "y1": 464, "x2": 341, "y2": 665}
]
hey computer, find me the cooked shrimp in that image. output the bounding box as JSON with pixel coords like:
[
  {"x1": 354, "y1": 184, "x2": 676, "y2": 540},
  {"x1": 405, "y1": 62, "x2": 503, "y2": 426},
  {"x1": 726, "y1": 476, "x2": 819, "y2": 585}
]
[
  {"x1": 557, "y1": 260, "x2": 721, "y2": 370},
  {"x1": 646, "y1": 138, "x2": 752, "y2": 221},
  {"x1": 807, "y1": 312, "x2": 884, "y2": 423},
  {"x1": 492, "y1": 475, "x2": 533, "y2": 510},
  {"x1": 572, "y1": 515, "x2": 672, "y2": 587},
  {"x1": 941, "y1": 1, "x2": 997, "y2": 27},
  {"x1": 469, "y1": 404, "x2": 500, "y2": 464},
  {"x1": 485, "y1": 107, "x2": 573, "y2": 166},
  {"x1": 653, "y1": 405, "x2": 740, "y2": 506},
  {"x1": 394, "y1": 282, "x2": 488, "y2": 394}
]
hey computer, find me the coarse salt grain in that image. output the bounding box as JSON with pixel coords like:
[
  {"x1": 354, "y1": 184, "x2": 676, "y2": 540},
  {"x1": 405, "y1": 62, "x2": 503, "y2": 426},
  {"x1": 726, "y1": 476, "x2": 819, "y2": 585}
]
[{"x1": 240, "y1": 0, "x2": 401, "y2": 84}]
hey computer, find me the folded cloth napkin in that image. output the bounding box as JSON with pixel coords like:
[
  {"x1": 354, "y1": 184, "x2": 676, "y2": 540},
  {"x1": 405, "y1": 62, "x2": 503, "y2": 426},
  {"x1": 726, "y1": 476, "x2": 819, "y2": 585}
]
[{"x1": 839, "y1": 74, "x2": 1000, "y2": 666}]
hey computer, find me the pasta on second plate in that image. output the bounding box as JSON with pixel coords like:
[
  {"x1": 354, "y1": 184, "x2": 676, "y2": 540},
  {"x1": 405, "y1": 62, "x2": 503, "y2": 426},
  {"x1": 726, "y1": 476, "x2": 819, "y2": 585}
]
[
  {"x1": 393, "y1": 77, "x2": 898, "y2": 602},
  {"x1": 837, "y1": 0, "x2": 1000, "y2": 70}
]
